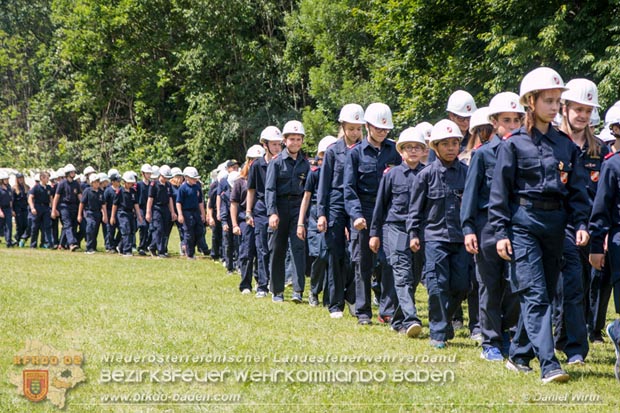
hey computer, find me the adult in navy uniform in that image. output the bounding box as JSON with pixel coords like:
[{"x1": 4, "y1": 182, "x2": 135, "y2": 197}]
[
  {"x1": 28, "y1": 172, "x2": 53, "y2": 248},
  {"x1": 370, "y1": 127, "x2": 426, "y2": 337},
  {"x1": 461, "y1": 93, "x2": 523, "y2": 361},
  {"x1": 589, "y1": 134, "x2": 620, "y2": 381},
  {"x1": 51, "y1": 163, "x2": 82, "y2": 251},
  {"x1": 219, "y1": 160, "x2": 240, "y2": 272},
  {"x1": 78, "y1": 174, "x2": 108, "y2": 253},
  {"x1": 265, "y1": 120, "x2": 310, "y2": 303},
  {"x1": 317, "y1": 104, "x2": 364, "y2": 318},
  {"x1": 111, "y1": 172, "x2": 143, "y2": 256},
  {"x1": 489, "y1": 67, "x2": 590, "y2": 384},
  {"x1": 344, "y1": 103, "x2": 402, "y2": 324},
  {"x1": 207, "y1": 170, "x2": 222, "y2": 260},
  {"x1": 136, "y1": 164, "x2": 152, "y2": 255},
  {"x1": 146, "y1": 165, "x2": 177, "y2": 257},
  {"x1": 246, "y1": 126, "x2": 283, "y2": 298},
  {"x1": 13, "y1": 173, "x2": 30, "y2": 247},
  {"x1": 176, "y1": 167, "x2": 206, "y2": 259},
  {"x1": 553, "y1": 79, "x2": 607, "y2": 364},
  {"x1": 104, "y1": 169, "x2": 122, "y2": 253},
  {"x1": 0, "y1": 171, "x2": 14, "y2": 246}
]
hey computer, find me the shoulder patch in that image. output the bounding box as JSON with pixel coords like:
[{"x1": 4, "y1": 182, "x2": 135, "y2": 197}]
[
  {"x1": 115, "y1": 189, "x2": 121, "y2": 194},
  {"x1": 311, "y1": 166, "x2": 318, "y2": 172},
  {"x1": 383, "y1": 166, "x2": 391, "y2": 175},
  {"x1": 474, "y1": 142, "x2": 483, "y2": 150},
  {"x1": 150, "y1": 182, "x2": 155, "y2": 186},
  {"x1": 502, "y1": 132, "x2": 515, "y2": 140},
  {"x1": 605, "y1": 152, "x2": 616, "y2": 160}
]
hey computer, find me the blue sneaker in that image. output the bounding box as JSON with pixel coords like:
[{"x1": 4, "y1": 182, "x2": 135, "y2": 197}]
[
  {"x1": 272, "y1": 293, "x2": 284, "y2": 303},
  {"x1": 430, "y1": 339, "x2": 446, "y2": 349},
  {"x1": 480, "y1": 347, "x2": 504, "y2": 362},
  {"x1": 567, "y1": 355, "x2": 585, "y2": 365},
  {"x1": 291, "y1": 292, "x2": 303, "y2": 303},
  {"x1": 606, "y1": 320, "x2": 620, "y2": 381}
]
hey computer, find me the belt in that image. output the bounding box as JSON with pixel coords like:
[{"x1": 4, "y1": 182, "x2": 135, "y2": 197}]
[
  {"x1": 277, "y1": 194, "x2": 302, "y2": 200},
  {"x1": 517, "y1": 197, "x2": 562, "y2": 211}
]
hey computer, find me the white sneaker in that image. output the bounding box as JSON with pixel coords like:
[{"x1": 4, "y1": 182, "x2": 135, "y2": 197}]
[
  {"x1": 241, "y1": 289, "x2": 251, "y2": 295},
  {"x1": 330, "y1": 311, "x2": 344, "y2": 319},
  {"x1": 255, "y1": 291, "x2": 267, "y2": 298}
]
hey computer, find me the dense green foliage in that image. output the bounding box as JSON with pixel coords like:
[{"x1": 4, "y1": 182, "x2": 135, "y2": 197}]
[{"x1": 1, "y1": 0, "x2": 619, "y2": 173}]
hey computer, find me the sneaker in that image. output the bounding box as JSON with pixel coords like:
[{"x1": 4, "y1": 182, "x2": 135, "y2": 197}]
[
  {"x1": 505, "y1": 358, "x2": 533, "y2": 373},
  {"x1": 406, "y1": 322, "x2": 422, "y2": 338},
  {"x1": 480, "y1": 347, "x2": 504, "y2": 362},
  {"x1": 272, "y1": 293, "x2": 284, "y2": 303},
  {"x1": 18, "y1": 239, "x2": 25, "y2": 248},
  {"x1": 285, "y1": 279, "x2": 293, "y2": 287},
  {"x1": 330, "y1": 311, "x2": 343, "y2": 319},
  {"x1": 452, "y1": 320, "x2": 464, "y2": 330},
  {"x1": 122, "y1": 253, "x2": 133, "y2": 257},
  {"x1": 606, "y1": 320, "x2": 620, "y2": 381},
  {"x1": 69, "y1": 244, "x2": 79, "y2": 252},
  {"x1": 589, "y1": 334, "x2": 604, "y2": 344},
  {"x1": 377, "y1": 315, "x2": 392, "y2": 324},
  {"x1": 357, "y1": 317, "x2": 372, "y2": 326},
  {"x1": 158, "y1": 254, "x2": 168, "y2": 259},
  {"x1": 470, "y1": 332, "x2": 484, "y2": 345},
  {"x1": 567, "y1": 355, "x2": 585, "y2": 365},
  {"x1": 241, "y1": 289, "x2": 251, "y2": 295},
  {"x1": 541, "y1": 369, "x2": 570, "y2": 384},
  {"x1": 85, "y1": 250, "x2": 96, "y2": 255},
  {"x1": 291, "y1": 292, "x2": 303, "y2": 303},
  {"x1": 138, "y1": 249, "x2": 146, "y2": 256},
  {"x1": 308, "y1": 293, "x2": 319, "y2": 307},
  {"x1": 255, "y1": 291, "x2": 267, "y2": 299},
  {"x1": 430, "y1": 339, "x2": 446, "y2": 349}
]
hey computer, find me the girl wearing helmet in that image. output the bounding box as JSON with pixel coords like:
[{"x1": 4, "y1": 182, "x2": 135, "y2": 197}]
[
  {"x1": 461, "y1": 92, "x2": 524, "y2": 362},
  {"x1": 0, "y1": 172, "x2": 14, "y2": 246},
  {"x1": 553, "y1": 79, "x2": 607, "y2": 364},
  {"x1": 489, "y1": 67, "x2": 590, "y2": 383},
  {"x1": 27, "y1": 172, "x2": 53, "y2": 248},
  {"x1": 111, "y1": 172, "x2": 143, "y2": 256},
  {"x1": 316, "y1": 104, "x2": 365, "y2": 318},
  {"x1": 13, "y1": 173, "x2": 30, "y2": 247}
]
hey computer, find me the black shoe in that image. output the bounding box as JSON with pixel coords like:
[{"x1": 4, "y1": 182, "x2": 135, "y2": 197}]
[
  {"x1": 138, "y1": 249, "x2": 147, "y2": 256},
  {"x1": 505, "y1": 358, "x2": 533, "y2": 373},
  {"x1": 357, "y1": 318, "x2": 372, "y2": 326}
]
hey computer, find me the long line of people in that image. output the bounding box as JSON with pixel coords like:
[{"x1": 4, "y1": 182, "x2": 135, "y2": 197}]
[{"x1": 2, "y1": 66, "x2": 620, "y2": 384}]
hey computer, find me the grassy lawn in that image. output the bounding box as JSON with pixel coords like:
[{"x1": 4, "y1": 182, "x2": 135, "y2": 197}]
[{"x1": 1, "y1": 231, "x2": 618, "y2": 412}]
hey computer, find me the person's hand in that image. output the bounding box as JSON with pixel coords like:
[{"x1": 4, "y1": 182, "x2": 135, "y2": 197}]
[
  {"x1": 177, "y1": 215, "x2": 184, "y2": 225},
  {"x1": 369, "y1": 236, "x2": 380, "y2": 254},
  {"x1": 576, "y1": 230, "x2": 590, "y2": 247},
  {"x1": 145, "y1": 212, "x2": 152, "y2": 223},
  {"x1": 317, "y1": 216, "x2": 327, "y2": 233},
  {"x1": 464, "y1": 234, "x2": 478, "y2": 255},
  {"x1": 30, "y1": 207, "x2": 37, "y2": 216},
  {"x1": 590, "y1": 253, "x2": 605, "y2": 270},
  {"x1": 297, "y1": 225, "x2": 306, "y2": 241},
  {"x1": 496, "y1": 238, "x2": 513, "y2": 261},
  {"x1": 353, "y1": 217, "x2": 366, "y2": 231},
  {"x1": 233, "y1": 225, "x2": 241, "y2": 236},
  {"x1": 410, "y1": 238, "x2": 421, "y2": 252},
  {"x1": 269, "y1": 214, "x2": 279, "y2": 230}
]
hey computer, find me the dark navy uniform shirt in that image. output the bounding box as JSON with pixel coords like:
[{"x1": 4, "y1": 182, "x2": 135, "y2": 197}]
[
  {"x1": 217, "y1": 177, "x2": 229, "y2": 196},
  {"x1": 148, "y1": 181, "x2": 173, "y2": 207},
  {"x1": 579, "y1": 138, "x2": 609, "y2": 203},
  {"x1": 29, "y1": 183, "x2": 52, "y2": 206},
  {"x1": 317, "y1": 139, "x2": 352, "y2": 220},
  {"x1": 248, "y1": 156, "x2": 269, "y2": 201},
  {"x1": 208, "y1": 182, "x2": 217, "y2": 210},
  {"x1": 13, "y1": 185, "x2": 29, "y2": 209},
  {"x1": 171, "y1": 184, "x2": 181, "y2": 214},
  {"x1": 489, "y1": 125, "x2": 590, "y2": 240},
  {"x1": 113, "y1": 187, "x2": 138, "y2": 212},
  {"x1": 56, "y1": 179, "x2": 81, "y2": 206},
  {"x1": 265, "y1": 148, "x2": 310, "y2": 216},
  {"x1": 230, "y1": 178, "x2": 248, "y2": 220},
  {"x1": 104, "y1": 186, "x2": 117, "y2": 215},
  {"x1": 81, "y1": 187, "x2": 105, "y2": 212},
  {"x1": 407, "y1": 158, "x2": 467, "y2": 243},
  {"x1": 370, "y1": 162, "x2": 424, "y2": 237},
  {"x1": 460, "y1": 135, "x2": 502, "y2": 236},
  {"x1": 176, "y1": 182, "x2": 203, "y2": 211},
  {"x1": 0, "y1": 185, "x2": 13, "y2": 208},
  {"x1": 344, "y1": 138, "x2": 402, "y2": 221},
  {"x1": 137, "y1": 180, "x2": 150, "y2": 208},
  {"x1": 304, "y1": 166, "x2": 320, "y2": 206},
  {"x1": 589, "y1": 151, "x2": 620, "y2": 254}
]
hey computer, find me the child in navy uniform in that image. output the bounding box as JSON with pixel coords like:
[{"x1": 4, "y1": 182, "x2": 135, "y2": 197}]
[
  {"x1": 111, "y1": 172, "x2": 143, "y2": 257},
  {"x1": 408, "y1": 119, "x2": 469, "y2": 348},
  {"x1": 146, "y1": 165, "x2": 176, "y2": 257},
  {"x1": 28, "y1": 172, "x2": 53, "y2": 248},
  {"x1": 78, "y1": 174, "x2": 108, "y2": 254},
  {"x1": 176, "y1": 167, "x2": 206, "y2": 259},
  {"x1": 370, "y1": 127, "x2": 426, "y2": 338},
  {"x1": 0, "y1": 171, "x2": 14, "y2": 246},
  {"x1": 13, "y1": 173, "x2": 30, "y2": 247}
]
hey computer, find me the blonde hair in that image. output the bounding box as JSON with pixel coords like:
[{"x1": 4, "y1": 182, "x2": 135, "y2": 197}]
[{"x1": 560, "y1": 102, "x2": 602, "y2": 157}]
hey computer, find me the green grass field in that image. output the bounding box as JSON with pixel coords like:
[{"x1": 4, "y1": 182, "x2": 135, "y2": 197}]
[{"x1": 1, "y1": 231, "x2": 619, "y2": 412}]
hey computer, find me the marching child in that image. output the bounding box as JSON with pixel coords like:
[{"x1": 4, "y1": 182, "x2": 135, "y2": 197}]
[{"x1": 78, "y1": 174, "x2": 108, "y2": 254}]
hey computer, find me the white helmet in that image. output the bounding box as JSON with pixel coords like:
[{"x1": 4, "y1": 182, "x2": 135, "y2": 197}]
[
  {"x1": 217, "y1": 162, "x2": 228, "y2": 172},
  {"x1": 599, "y1": 127, "x2": 616, "y2": 143},
  {"x1": 317, "y1": 135, "x2": 337, "y2": 154},
  {"x1": 34, "y1": 173, "x2": 41, "y2": 182},
  {"x1": 0, "y1": 171, "x2": 8, "y2": 180},
  {"x1": 89, "y1": 174, "x2": 100, "y2": 184},
  {"x1": 519, "y1": 67, "x2": 568, "y2": 106},
  {"x1": 488, "y1": 92, "x2": 525, "y2": 116},
  {"x1": 171, "y1": 167, "x2": 183, "y2": 177},
  {"x1": 364, "y1": 102, "x2": 394, "y2": 129},
  {"x1": 338, "y1": 104, "x2": 365, "y2": 124},
  {"x1": 396, "y1": 127, "x2": 426, "y2": 151},
  {"x1": 50, "y1": 171, "x2": 58, "y2": 180},
  {"x1": 83, "y1": 166, "x2": 96, "y2": 175},
  {"x1": 259, "y1": 126, "x2": 283, "y2": 143},
  {"x1": 216, "y1": 169, "x2": 228, "y2": 182},
  {"x1": 429, "y1": 119, "x2": 463, "y2": 145},
  {"x1": 246, "y1": 144, "x2": 265, "y2": 159},
  {"x1": 122, "y1": 171, "x2": 136, "y2": 183},
  {"x1": 98, "y1": 172, "x2": 109, "y2": 182},
  {"x1": 590, "y1": 107, "x2": 600, "y2": 127},
  {"x1": 57, "y1": 168, "x2": 65, "y2": 177},
  {"x1": 282, "y1": 120, "x2": 305, "y2": 136},
  {"x1": 227, "y1": 171, "x2": 241, "y2": 188},
  {"x1": 605, "y1": 106, "x2": 620, "y2": 126},
  {"x1": 469, "y1": 107, "x2": 492, "y2": 133},
  {"x1": 414, "y1": 122, "x2": 433, "y2": 142},
  {"x1": 446, "y1": 90, "x2": 477, "y2": 117},
  {"x1": 107, "y1": 168, "x2": 120, "y2": 177},
  {"x1": 150, "y1": 165, "x2": 160, "y2": 179},
  {"x1": 183, "y1": 166, "x2": 200, "y2": 179},
  {"x1": 561, "y1": 78, "x2": 600, "y2": 107},
  {"x1": 159, "y1": 165, "x2": 172, "y2": 178},
  {"x1": 64, "y1": 163, "x2": 77, "y2": 174},
  {"x1": 140, "y1": 163, "x2": 152, "y2": 173}
]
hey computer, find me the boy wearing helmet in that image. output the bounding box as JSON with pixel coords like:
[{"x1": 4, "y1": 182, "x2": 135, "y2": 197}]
[
  {"x1": 13, "y1": 173, "x2": 30, "y2": 247},
  {"x1": 111, "y1": 172, "x2": 143, "y2": 256},
  {"x1": 176, "y1": 167, "x2": 206, "y2": 259},
  {"x1": 317, "y1": 104, "x2": 364, "y2": 318},
  {"x1": 136, "y1": 164, "x2": 152, "y2": 255},
  {"x1": 447, "y1": 90, "x2": 478, "y2": 149},
  {"x1": 408, "y1": 120, "x2": 469, "y2": 348},
  {"x1": 146, "y1": 165, "x2": 176, "y2": 257},
  {"x1": 265, "y1": 120, "x2": 310, "y2": 303},
  {"x1": 78, "y1": 174, "x2": 108, "y2": 254},
  {"x1": 104, "y1": 169, "x2": 122, "y2": 253},
  {"x1": 489, "y1": 67, "x2": 590, "y2": 383},
  {"x1": 344, "y1": 102, "x2": 402, "y2": 325},
  {"x1": 27, "y1": 172, "x2": 53, "y2": 248},
  {"x1": 51, "y1": 164, "x2": 82, "y2": 251},
  {"x1": 461, "y1": 92, "x2": 524, "y2": 362},
  {"x1": 246, "y1": 126, "x2": 283, "y2": 298},
  {"x1": 0, "y1": 171, "x2": 14, "y2": 246},
  {"x1": 369, "y1": 127, "x2": 427, "y2": 337}
]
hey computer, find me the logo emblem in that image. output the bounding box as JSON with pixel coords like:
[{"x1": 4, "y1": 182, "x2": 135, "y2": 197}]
[
  {"x1": 354, "y1": 114, "x2": 359, "y2": 120},
  {"x1": 293, "y1": 125, "x2": 298, "y2": 131},
  {"x1": 560, "y1": 171, "x2": 568, "y2": 184},
  {"x1": 382, "y1": 118, "x2": 387, "y2": 125},
  {"x1": 587, "y1": 93, "x2": 593, "y2": 101},
  {"x1": 23, "y1": 370, "x2": 48, "y2": 402},
  {"x1": 447, "y1": 126, "x2": 453, "y2": 133},
  {"x1": 466, "y1": 105, "x2": 471, "y2": 112},
  {"x1": 590, "y1": 171, "x2": 599, "y2": 182},
  {"x1": 553, "y1": 76, "x2": 560, "y2": 85},
  {"x1": 510, "y1": 101, "x2": 517, "y2": 109}
]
